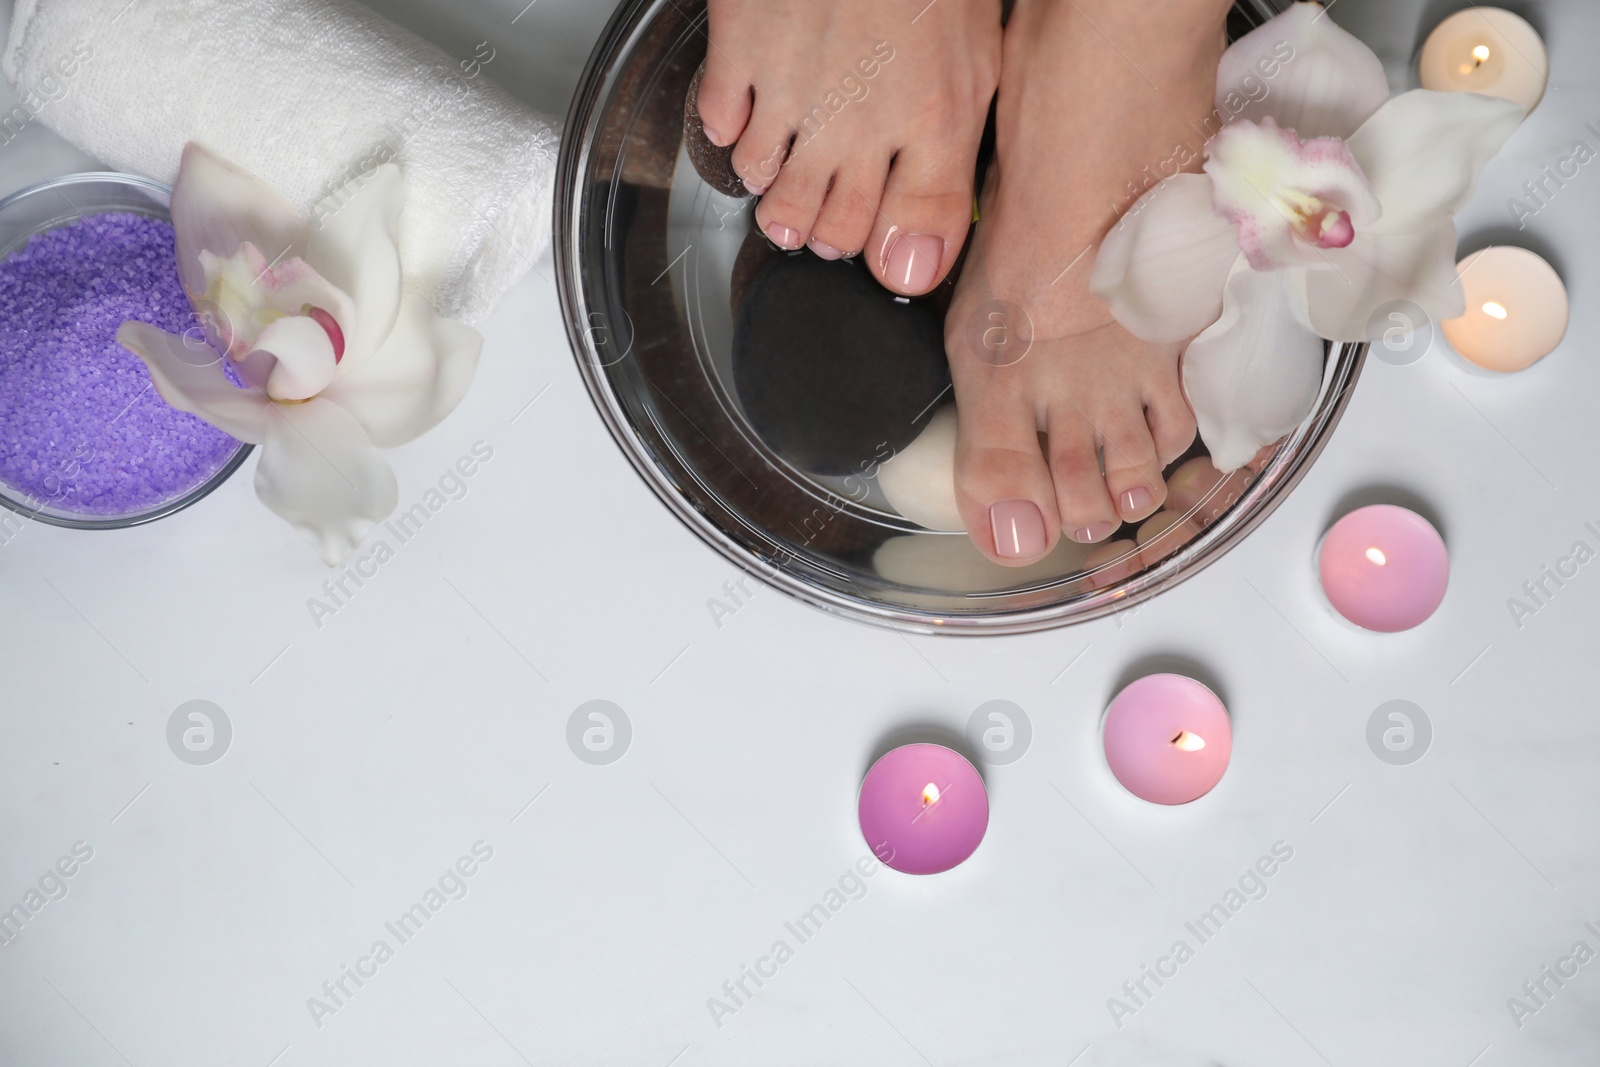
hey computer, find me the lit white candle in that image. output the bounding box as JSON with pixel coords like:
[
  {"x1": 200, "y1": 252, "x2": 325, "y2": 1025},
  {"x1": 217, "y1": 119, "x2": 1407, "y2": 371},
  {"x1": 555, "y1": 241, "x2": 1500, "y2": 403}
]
[
  {"x1": 1442, "y1": 247, "x2": 1569, "y2": 373},
  {"x1": 1419, "y1": 9, "x2": 1548, "y2": 112}
]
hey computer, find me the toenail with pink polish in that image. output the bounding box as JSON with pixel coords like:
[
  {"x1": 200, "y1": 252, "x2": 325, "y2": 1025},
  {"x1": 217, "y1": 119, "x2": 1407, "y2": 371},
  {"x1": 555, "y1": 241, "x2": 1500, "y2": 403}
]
[
  {"x1": 766, "y1": 223, "x2": 803, "y2": 249},
  {"x1": 742, "y1": 179, "x2": 766, "y2": 197},
  {"x1": 990, "y1": 499, "x2": 1047, "y2": 559},
  {"x1": 702, "y1": 124, "x2": 727, "y2": 146},
  {"x1": 1120, "y1": 487, "x2": 1154, "y2": 515},
  {"x1": 1072, "y1": 521, "x2": 1117, "y2": 544},
  {"x1": 884, "y1": 233, "x2": 943, "y2": 293},
  {"x1": 808, "y1": 238, "x2": 845, "y2": 261}
]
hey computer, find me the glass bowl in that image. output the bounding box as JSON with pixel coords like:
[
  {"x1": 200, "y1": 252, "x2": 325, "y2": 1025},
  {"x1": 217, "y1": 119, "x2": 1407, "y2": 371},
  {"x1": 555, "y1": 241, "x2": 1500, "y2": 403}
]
[
  {"x1": 555, "y1": 0, "x2": 1365, "y2": 634},
  {"x1": 0, "y1": 173, "x2": 251, "y2": 530}
]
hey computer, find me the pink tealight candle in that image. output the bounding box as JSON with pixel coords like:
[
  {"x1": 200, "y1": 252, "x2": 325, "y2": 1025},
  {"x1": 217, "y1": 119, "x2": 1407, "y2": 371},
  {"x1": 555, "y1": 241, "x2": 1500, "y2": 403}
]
[
  {"x1": 1103, "y1": 675, "x2": 1232, "y2": 805},
  {"x1": 858, "y1": 744, "x2": 988, "y2": 875},
  {"x1": 1318, "y1": 505, "x2": 1449, "y2": 632}
]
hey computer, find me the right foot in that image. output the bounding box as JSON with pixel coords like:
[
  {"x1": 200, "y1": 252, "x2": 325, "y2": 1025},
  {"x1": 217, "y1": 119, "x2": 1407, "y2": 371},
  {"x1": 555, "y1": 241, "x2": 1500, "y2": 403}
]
[
  {"x1": 695, "y1": 0, "x2": 1002, "y2": 295},
  {"x1": 942, "y1": 0, "x2": 1233, "y2": 565}
]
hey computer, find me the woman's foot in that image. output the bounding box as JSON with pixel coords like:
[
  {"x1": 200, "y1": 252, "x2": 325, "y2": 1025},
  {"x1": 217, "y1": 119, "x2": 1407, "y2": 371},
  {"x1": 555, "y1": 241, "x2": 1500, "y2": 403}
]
[
  {"x1": 696, "y1": 0, "x2": 1002, "y2": 295},
  {"x1": 944, "y1": 0, "x2": 1232, "y2": 564}
]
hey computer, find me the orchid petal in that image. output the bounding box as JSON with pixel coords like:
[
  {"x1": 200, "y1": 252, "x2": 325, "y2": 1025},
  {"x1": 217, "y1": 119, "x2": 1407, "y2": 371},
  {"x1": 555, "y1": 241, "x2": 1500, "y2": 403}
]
[
  {"x1": 1183, "y1": 261, "x2": 1323, "y2": 472},
  {"x1": 253, "y1": 399, "x2": 398, "y2": 565},
  {"x1": 1206, "y1": 117, "x2": 1381, "y2": 271},
  {"x1": 1301, "y1": 224, "x2": 1465, "y2": 342},
  {"x1": 257, "y1": 316, "x2": 339, "y2": 401},
  {"x1": 1090, "y1": 174, "x2": 1242, "y2": 344},
  {"x1": 1347, "y1": 90, "x2": 1527, "y2": 234},
  {"x1": 171, "y1": 143, "x2": 308, "y2": 304},
  {"x1": 116, "y1": 321, "x2": 269, "y2": 443},
  {"x1": 1216, "y1": 1, "x2": 1390, "y2": 141},
  {"x1": 305, "y1": 164, "x2": 405, "y2": 367},
  {"x1": 320, "y1": 293, "x2": 483, "y2": 448}
]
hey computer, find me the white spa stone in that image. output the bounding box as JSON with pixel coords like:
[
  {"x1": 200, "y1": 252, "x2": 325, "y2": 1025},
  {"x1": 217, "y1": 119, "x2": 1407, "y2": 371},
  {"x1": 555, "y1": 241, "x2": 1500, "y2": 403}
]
[{"x1": 877, "y1": 406, "x2": 965, "y2": 532}]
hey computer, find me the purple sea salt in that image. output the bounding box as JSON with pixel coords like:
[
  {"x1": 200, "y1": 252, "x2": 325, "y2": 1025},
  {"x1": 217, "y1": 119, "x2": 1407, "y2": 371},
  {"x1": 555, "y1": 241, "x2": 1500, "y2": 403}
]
[{"x1": 0, "y1": 211, "x2": 241, "y2": 518}]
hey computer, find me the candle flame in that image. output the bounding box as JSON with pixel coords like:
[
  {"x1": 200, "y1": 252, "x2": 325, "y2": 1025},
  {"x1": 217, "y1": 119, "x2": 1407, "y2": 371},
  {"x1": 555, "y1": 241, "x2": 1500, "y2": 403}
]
[
  {"x1": 921, "y1": 783, "x2": 941, "y2": 806},
  {"x1": 1170, "y1": 731, "x2": 1206, "y2": 752},
  {"x1": 1482, "y1": 300, "x2": 1509, "y2": 320},
  {"x1": 1460, "y1": 44, "x2": 1492, "y2": 74},
  {"x1": 1365, "y1": 547, "x2": 1388, "y2": 566}
]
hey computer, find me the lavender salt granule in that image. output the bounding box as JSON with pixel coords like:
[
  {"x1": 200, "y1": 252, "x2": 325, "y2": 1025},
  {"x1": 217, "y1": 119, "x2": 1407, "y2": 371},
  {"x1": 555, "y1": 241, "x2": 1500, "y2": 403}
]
[{"x1": 0, "y1": 212, "x2": 241, "y2": 517}]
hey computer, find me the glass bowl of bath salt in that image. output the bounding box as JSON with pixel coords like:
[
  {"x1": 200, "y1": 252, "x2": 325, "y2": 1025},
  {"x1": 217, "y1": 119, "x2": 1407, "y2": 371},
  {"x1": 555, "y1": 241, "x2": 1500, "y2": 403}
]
[
  {"x1": 0, "y1": 173, "x2": 250, "y2": 530},
  {"x1": 558, "y1": 0, "x2": 1366, "y2": 634}
]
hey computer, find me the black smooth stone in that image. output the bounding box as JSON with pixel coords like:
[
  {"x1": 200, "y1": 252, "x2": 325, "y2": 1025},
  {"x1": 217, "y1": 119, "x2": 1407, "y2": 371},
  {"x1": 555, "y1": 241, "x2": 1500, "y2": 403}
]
[{"x1": 732, "y1": 253, "x2": 951, "y2": 477}]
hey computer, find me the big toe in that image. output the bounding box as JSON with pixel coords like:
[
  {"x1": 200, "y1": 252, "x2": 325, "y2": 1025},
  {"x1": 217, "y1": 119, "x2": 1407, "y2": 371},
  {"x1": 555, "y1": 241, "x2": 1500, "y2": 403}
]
[
  {"x1": 953, "y1": 383, "x2": 1059, "y2": 566},
  {"x1": 868, "y1": 145, "x2": 975, "y2": 296}
]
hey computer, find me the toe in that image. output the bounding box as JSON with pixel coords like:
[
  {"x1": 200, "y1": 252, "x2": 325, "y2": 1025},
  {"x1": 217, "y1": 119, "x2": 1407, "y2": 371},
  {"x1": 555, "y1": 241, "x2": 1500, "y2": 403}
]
[
  {"x1": 695, "y1": 48, "x2": 753, "y2": 148},
  {"x1": 1046, "y1": 404, "x2": 1119, "y2": 543},
  {"x1": 868, "y1": 145, "x2": 975, "y2": 295},
  {"x1": 755, "y1": 144, "x2": 833, "y2": 250},
  {"x1": 1144, "y1": 370, "x2": 1198, "y2": 466},
  {"x1": 809, "y1": 160, "x2": 888, "y2": 261},
  {"x1": 730, "y1": 109, "x2": 793, "y2": 196},
  {"x1": 1098, "y1": 403, "x2": 1167, "y2": 525},
  {"x1": 953, "y1": 383, "x2": 1058, "y2": 566}
]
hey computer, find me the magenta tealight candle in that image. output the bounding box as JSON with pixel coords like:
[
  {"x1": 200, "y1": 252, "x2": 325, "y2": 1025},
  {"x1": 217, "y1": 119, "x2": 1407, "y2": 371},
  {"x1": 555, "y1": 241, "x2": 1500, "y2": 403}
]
[
  {"x1": 1317, "y1": 505, "x2": 1448, "y2": 632},
  {"x1": 858, "y1": 744, "x2": 988, "y2": 874},
  {"x1": 1103, "y1": 675, "x2": 1232, "y2": 805}
]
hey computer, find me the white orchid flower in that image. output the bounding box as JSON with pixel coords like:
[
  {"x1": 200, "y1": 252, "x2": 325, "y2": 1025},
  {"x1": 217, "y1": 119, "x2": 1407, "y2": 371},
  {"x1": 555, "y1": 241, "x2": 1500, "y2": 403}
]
[
  {"x1": 1090, "y1": 2, "x2": 1526, "y2": 471},
  {"x1": 117, "y1": 143, "x2": 482, "y2": 564}
]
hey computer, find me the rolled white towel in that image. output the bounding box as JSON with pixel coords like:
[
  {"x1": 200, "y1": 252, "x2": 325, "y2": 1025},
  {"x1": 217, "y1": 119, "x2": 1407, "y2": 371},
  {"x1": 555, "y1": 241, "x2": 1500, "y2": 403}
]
[{"x1": 2, "y1": 0, "x2": 559, "y2": 324}]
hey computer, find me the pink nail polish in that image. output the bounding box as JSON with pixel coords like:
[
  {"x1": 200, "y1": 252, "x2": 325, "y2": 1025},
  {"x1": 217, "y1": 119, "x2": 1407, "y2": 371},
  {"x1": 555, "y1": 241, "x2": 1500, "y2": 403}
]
[
  {"x1": 743, "y1": 179, "x2": 767, "y2": 197},
  {"x1": 702, "y1": 124, "x2": 727, "y2": 146},
  {"x1": 990, "y1": 499, "x2": 1047, "y2": 559},
  {"x1": 1121, "y1": 487, "x2": 1154, "y2": 515},
  {"x1": 767, "y1": 222, "x2": 803, "y2": 250},
  {"x1": 1072, "y1": 521, "x2": 1117, "y2": 544},
  {"x1": 809, "y1": 238, "x2": 845, "y2": 261},
  {"x1": 884, "y1": 233, "x2": 943, "y2": 294}
]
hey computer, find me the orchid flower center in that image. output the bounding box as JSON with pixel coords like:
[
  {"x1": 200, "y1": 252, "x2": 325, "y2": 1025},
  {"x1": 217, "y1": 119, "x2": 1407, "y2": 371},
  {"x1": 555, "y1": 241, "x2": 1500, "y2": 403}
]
[
  {"x1": 1279, "y1": 191, "x2": 1356, "y2": 250},
  {"x1": 1203, "y1": 116, "x2": 1378, "y2": 272}
]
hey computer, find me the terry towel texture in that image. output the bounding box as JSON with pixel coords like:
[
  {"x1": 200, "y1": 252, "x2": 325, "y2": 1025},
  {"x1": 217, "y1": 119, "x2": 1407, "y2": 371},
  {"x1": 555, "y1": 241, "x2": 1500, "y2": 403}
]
[{"x1": 3, "y1": 0, "x2": 559, "y2": 324}]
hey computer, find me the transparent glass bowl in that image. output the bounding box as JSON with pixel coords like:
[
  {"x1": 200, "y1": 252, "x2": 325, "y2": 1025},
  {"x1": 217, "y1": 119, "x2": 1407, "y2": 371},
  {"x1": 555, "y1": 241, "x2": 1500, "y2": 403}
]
[
  {"x1": 0, "y1": 173, "x2": 251, "y2": 530},
  {"x1": 556, "y1": 0, "x2": 1365, "y2": 634}
]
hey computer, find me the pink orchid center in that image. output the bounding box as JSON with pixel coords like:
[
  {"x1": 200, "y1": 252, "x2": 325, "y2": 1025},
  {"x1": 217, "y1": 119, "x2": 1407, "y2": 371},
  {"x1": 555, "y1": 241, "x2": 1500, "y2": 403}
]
[
  {"x1": 1285, "y1": 194, "x2": 1356, "y2": 250},
  {"x1": 307, "y1": 306, "x2": 345, "y2": 363},
  {"x1": 1203, "y1": 116, "x2": 1377, "y2": 271}
]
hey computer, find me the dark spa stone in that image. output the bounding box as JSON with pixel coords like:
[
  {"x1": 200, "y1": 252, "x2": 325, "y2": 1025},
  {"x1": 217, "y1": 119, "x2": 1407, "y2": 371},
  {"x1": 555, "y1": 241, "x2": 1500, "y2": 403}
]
[
  {"x1": 733, "y1": 253, "x2": 952, "y2": 476},
  {"x1": 683, "y1": 62, "x2": 746, "y2": 197}
]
